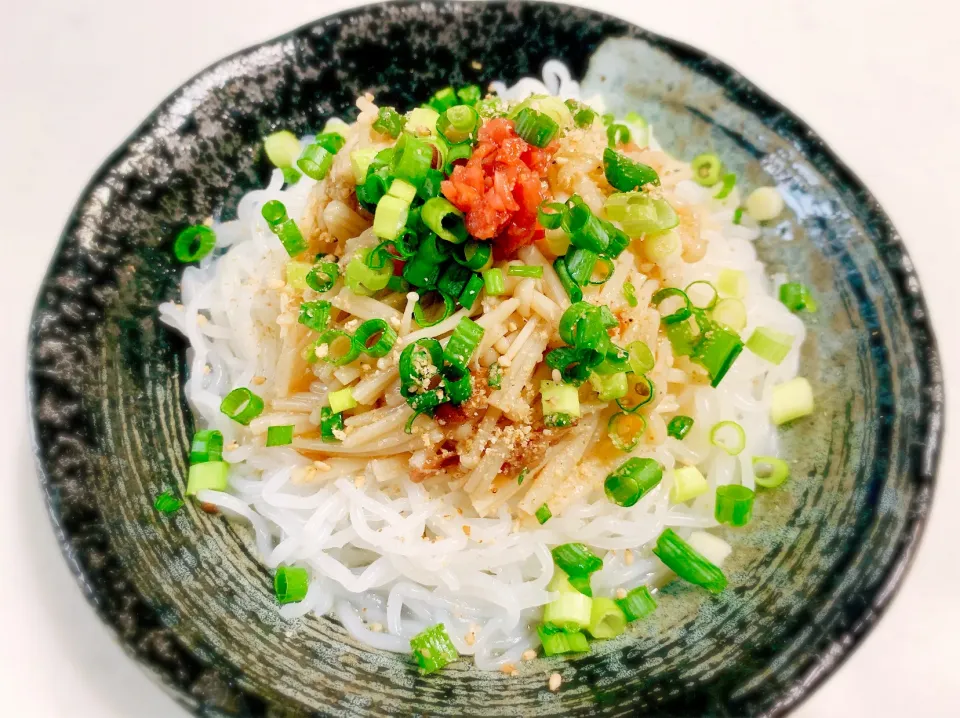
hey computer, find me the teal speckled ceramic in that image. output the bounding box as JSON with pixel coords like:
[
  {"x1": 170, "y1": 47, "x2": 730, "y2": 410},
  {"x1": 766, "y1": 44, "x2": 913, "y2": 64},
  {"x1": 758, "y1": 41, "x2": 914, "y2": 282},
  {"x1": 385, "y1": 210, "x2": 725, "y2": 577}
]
[{"x1": 28, "y1": 2, "x2": 943, "y2": 715}]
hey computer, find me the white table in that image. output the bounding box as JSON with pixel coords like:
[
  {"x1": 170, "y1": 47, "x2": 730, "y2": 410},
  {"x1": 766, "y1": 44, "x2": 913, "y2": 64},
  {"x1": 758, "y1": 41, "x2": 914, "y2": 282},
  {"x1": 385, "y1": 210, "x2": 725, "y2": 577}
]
[{"x1": 1, "y1": 1, "x2": 957, "y2": 715}]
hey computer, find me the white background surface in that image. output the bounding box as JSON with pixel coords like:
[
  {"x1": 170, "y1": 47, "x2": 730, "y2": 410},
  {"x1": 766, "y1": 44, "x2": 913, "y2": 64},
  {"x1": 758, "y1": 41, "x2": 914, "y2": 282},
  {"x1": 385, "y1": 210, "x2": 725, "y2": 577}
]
[{"x1": 1, "y1": 0, "x2": 957, "y2": 715}]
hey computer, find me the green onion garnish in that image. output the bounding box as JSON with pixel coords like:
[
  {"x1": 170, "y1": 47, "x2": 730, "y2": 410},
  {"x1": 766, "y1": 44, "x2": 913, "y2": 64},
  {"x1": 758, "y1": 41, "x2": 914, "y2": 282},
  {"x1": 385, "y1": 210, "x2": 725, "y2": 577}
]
[
  {"x1": 274, "y1": 565, "x2": 309, "y2": 605},
  {"x1": 752, "y1": 456, "x2": 790, "y2": 488},
  {"x1": 685, "y1": 280, "x2": 719, "y2": 310},
  {"x1": 346, "y1": 252, "x2": 392, "y2": 296},
  {"x1": 261, "y1": 200, "x2": 307, "y2": 256},
  {"x1": 606, "y1": 123, "x2": 631, "y2": 148},
  {"x1": 482, "y1": 268, "x2": 506, "y2": 296},
  {"x1": 186, "y1": 461, "x2": 229, "y2": 496},
  {"x1": 544, "y1": 412, "x2": 573, "y2": 428},
  {"x1": 403, "y1": 254, "x2": 441, "y2": 288},
  {"x1": 770, "y1": 377, "x2": 814, "y2": 425},
  {"x1": 457, "y1": 84, "x2": 482, "y2": 106},
  {"x1": 652, "y1": 528, "x2": 727, "y2": 594},
  {"x1": 709, "y1": 421, "x2": 746, "y2": 456},
  {"x1": 392, "y1": 134, "x2": 434, "y2": 188},
  {"x1": 604, "y1": 457, "x2": 663, "y2": 508},
  {"x1": 537, "y1": 624, "x2": 589, "y2": 656},
  {"x1": 732, "y1": 207, "x2": 744, "y2": 225},
  {"x1": 299, "y1": 300, "x2": 332, "y2": 333},
  {"x1": 543, "y1": 589, "x2": 593, "y2": 631},
  {"x1": 690, "y1": 153, "x2": 722, "y2": 186},
  {"x1": 487, "y1": 362, "x2": 502, "y2": 389},
  {"x1": 265, "y1": 425, "x2": 294, "y2": 447},
  {"x1": 353, "y1": 318, "x2": 397, "y2": 358},
  {"x1": 428, "y1": 86, "x2": 458, "y2": 113},
  {"x1": 626, "y1": 341, "x2": 655, "y2": 375},
  {"x1": 536, "y1": 503, "x2": 552, "y2": 524},
  {"x1": 692, "y1": 322, "x2": 744, "y2": 387},
  {"x1": 553, "y1": 257, "x2": 583, "y2": 303},
  {"x1": 666, "y1": 415, "x2": 694, "y2": 440},
  {"x1": 413, "y1": 291, "x2": 455, "y2": 328},
  {"x1": 514, "y1": 107, "x2": 560, "y2": 148},
  {"x1": 437, "y1": 105, "x2": 480, "y2": 144},
  {"x1": 714, "y1": 173, "x2": 737, "y2": 199},
  {"x1": 541, "y1": 380, "x2": 581, "y2": 420},
  {"x1": 297, "y1": 143, "x2": 334, "y2": 180},
  {"x1": 710, "y1": 297, "x2": 747, "y2": 332},
  {"x1": 372, "y1": 106, "x2": 406, "y2": 138},
  {"x1": 458, "y1": 273, "x2": 484, "y2": 309},
  {"x1": 564, "y1": 247, "x2": 598, "y2": 285},
  {"x1": 314, "y1": 132, "x2": 345, "y2": 154},
  {"x1": 587, "y1": 597, "x2": 627, "y2": 639},
  {"x1": 443, "y1": 317, "x2": 484, "y2": 373},
  {"x1": 410, "y1": 623, "x2": 459, "y2": 674},
  {"x1": 399, "y1": 338, "x2": 443, "y2": 399},
  {"x1": 190, "y1": 429, "x2": 223, "y2": 464},
  {"x1": 508, "y1": 264, "x2": 544, "y2": 278},
  {"x1": 745, "y1": 326, "x2": 794, "y2": 365},
  {"x1": 312, "y1": 329, "x2": 357, "y2": 366},
  {"x1": 320, "y1": 407, "x2": 344, "y2": 443},
  {"x1": 154, "y1": 492, "x2": 184, "y2": 515},
  {"x1": 455, "y1": 241, "x2": 493, "y2": 271},
  {"x1": 537, "y1": 201, "x2": 566, "y2": 230},
  {"x1": 281, "y1": 167, "x2": 301, "y2": 185},
  {"x1": 589, "y1": 371, "x2": 628, "y2": 402},
  {"x1": 443, "y1": 370, "x2": 472, "y2": 405},
  {"x1": 616, "y1": 586, "x2": 657, "y2": 622},
  {"x1": 220, "y1": 388, "x2": 264, "y2": 425},
  {"x1": 615, "y1": 375, "x2": 655, "y2": 413},
  {"x1": 717, "y1": 268, "x2": 746, "y2": 298},
  {"x1": 263, "y1": 130, "x2": 301, "y2": 169},
  {"x1": 551, "y1": 543, "x2": 603, "y2": 578},
  {"x1": 173, "y1": 225, "x2": 216, "y2": 263},
  {"x1": 328, "y1": 387, "x2": 358, "y2": 414},
  {"x1": 652, "y1": 287, "x2": 693, "y2": 324},
  {"x1": 421, "y1": 197, "x2": 468, "y2": 244},
  {"x1": 670, "y1": 465, "x2": 709, "y2": 503},
  {"x1": 715, "y1": 485, "x2": 755, "y2": 527},
  {"x1": 437, "y1": 262, "x2": 471, "y2": 299},
  {"x1": 622, "y1": 281, "x2": 639, "y2": 308},
  {"x1": 779, "y1": 282, "x2": 818, "y2": 313},
  {"x1": 373, "y1": 195, "x2": 411, "y2": 242},
  {"x1": 607, "y1": 411, "x2": 647, "y2": 452},
  {"x1": 305, "y1": 262, "x2": 339, "y2": 293},
  {"x1": 603, "y1": 147, "x2": 660, "y2": 192}
]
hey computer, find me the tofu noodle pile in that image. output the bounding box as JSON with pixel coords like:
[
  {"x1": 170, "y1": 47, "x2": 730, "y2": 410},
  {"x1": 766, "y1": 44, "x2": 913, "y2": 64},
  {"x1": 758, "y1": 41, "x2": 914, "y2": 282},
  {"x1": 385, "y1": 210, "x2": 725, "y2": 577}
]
[{"x1": 160, "y1": 61, "x2": 813, "y2": 674}]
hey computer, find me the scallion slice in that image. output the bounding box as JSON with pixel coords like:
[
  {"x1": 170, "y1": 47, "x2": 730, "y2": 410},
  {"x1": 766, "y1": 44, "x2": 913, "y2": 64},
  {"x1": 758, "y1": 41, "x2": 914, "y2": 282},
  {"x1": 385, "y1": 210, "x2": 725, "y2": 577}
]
[
  {"x1": 437, "y1": 262, "x2": 471, "y2": 299},
  {"x1": 410, "y1": 623, "x2": 459, "y2": 674},
  {"x1": 589, "y1": 371, "x2": 628, "y2": 402},
  {"x1": 298, "y1": 300, "x2": 332, "y2": 333},
  {"x1": 487, "y1": 362, "x2": 502, "y2": 389},
  {"x1": 733, "y1": 207, "x2": 744, "y2": 225},
  {"x1": 265, "y1": 425, "x2": 294, "y2": 447},
  {"x1": 709, "y1": 421, "x2": 746, "y2": 456},
  {"x1": 551, "y1": 543, "x2": 602, "y2": 580},
  {"x1": 328, "y1": 387, "x2": 358, "y2": 414},
  {"x1": 685, "y1": 280, "x2": 719, "y2": 310},
  {"x1": 443, "y1": 370, "x2": 473, "y2": 405},
  {"x1": 186, "y1": 461, "x2": 229, "y2": 496},
  {"x1": 514, "y1": 107, "x2": 560, "y2": 147},
  {"x1": 508, "y1": 264, "x2": 544, "y2": 278},
  {"x1": 318, "y1": 329, "x2": 361, "y2": 366},
  {"x1": 623, "y1": 281, "x2": 639, "y2": 307},
  {"x1": 320, "y1": 406, "x2": 344, "y2": 443},
  {"x1": 615, "y1": 374, "x2": 654, "y2": 413},
  {"x1": 457, "y1": 84, "x2": 482, "y2": 106},
  {"x1": 274, "y1": 565, "x2": 309, "y2": 605},
  {"x1": 606, "y1": 123, "x2": 631, "y2": 148},
  {"x1": 670, "y1": 465, "x2": 709, "y2": 503},
  {"x1": 607, "y1": 411, "x2": 646, "y2": 452},
  {"x1": 297, "y1": 143, "x2": 334, "y2": 180},
  {"x1": 604, "y1": 457, "x2": 663, "y2": 507},
  {"x1": 537, "y1": 624, "x2": 589, "y2": 656},
  {"x1": 399, "y1": 339, "x2": 443, "y2": 398},
  {"x1": 458, "y1": 272, "x2": 484, "y2": 309},
  {"x1": 652, "y1": 287, "x2": 693, "y2": 324},
  {"x1": 174, "y1": 225, "x2": 216, "y2": 262},
  {"x1": 717, "y1": 268, "x2": 746, "y2": 298},
  {"x1": 666, "y1": 415, "x2": 694, "y2": 440},
  {"x1": 154, "y1": 492, "x2": 184, "y2": 515},
  {"x1": 190, "y1": 429, "x2": 223, "y2": 464},
  {"x1": 779, "y1": 282, "x2": 818, "y2": 313},
  {"x1": 752, "y1": 456, "x2": 790, "y2": 488},
  {"x1": 693, "y1": 322, "x2": 744, "y2": 387},
  {"x1": 691, "y1": 153, "x2": 722, "y2": 186},
  {"x1": 538, "y1": 201, "x2": 566, "y2": 230},
  {"x1": 413, "y1": 290, "x2": 455, "y2": 328},
  {"x1": 715, "y1": 485, "x2": 755, "y2": 527},
  {"x1": 603, "y1": 147, "x2": 660, "y2": 192},
  {"x1": 565, "y1": 98, "x2": 597, "y2": 128},
  {"x1": 353, "y1": 318, "x2": 397, "y2": 358},
  {"x1": 421, "y1": 197, "x2": 468, "y2": 244},
  {"x1": 553, "y1": 257, "x2": 583, "y2": 302},
  {"x1": 373, "y1": 195, "x2": 411, "y2": 242},
  {"x1": 220, "y1": 388, "x2": 264, "y2": 425},
  {"x1": 482, "y1": 267, "x2": 505, "y2": 296},
  {"x1": 261, "y1": 200, "x2": 307, "y2": 256},
  {"x1": 746, "y1": 327, "x2": 794, "y2": 365},
  {"x1": 391, "y1": 134, "x2": 433, "y2": 187},
  {"x1": 541, "y1": 380, "x2": 581, "y2": 419},
  {"x1": 305, "y1": 262, "x2": 339, "y2": 292},
  {"x1": 373, "y1": 106, "x2": 406, "y2": 138},
  {"x1": 626, "y1": 341, "x2": 655, "y2": 375},
  {"x1": 710, "y1": 297, "x2": 747, "y2": 332},
  {"x1": 544, "y1": 591, "x2": 593, "y2": 632},
  {"x1": 428, "y1": 86, "x2": 458, "y2": 113},
  {"x1": 652, "y1": 528, "x2": 727, "y2": 594},
  {"x1": 263, "y1": 130, "x2": 301, "y2": 168},
  {"x1": 714, "y1": 172, "x2": 737, "y2": 200},
  {"x1": 770, "y1": 377, "x2": 814, "y2": 425},
  {"x1": 454, "y1": 241, "x2": 493, "y2": 271},
  {"x1": 587, "y1": 597, "x2": 627, "y2": 639},
  {"x1": 443, "y1": 317, "x2": 485, "y2": 373},
  {"x1": 437, "y1": 105, "x2": 480, "y2": 144},
  {"x1": 616, "y1": 586, "x2": 657, "y2": 622},
  {"x1": 536, "y1": 503, "x2": 552, "y2": 524}
]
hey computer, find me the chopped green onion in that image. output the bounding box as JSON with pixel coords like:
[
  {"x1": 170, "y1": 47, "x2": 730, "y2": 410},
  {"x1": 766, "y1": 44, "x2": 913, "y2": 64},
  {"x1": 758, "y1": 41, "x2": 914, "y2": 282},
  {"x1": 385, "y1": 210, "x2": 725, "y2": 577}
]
[
  {"x1": 545, "y1": 347, "x2": 593, "y2": 386},
  {"x1": 564, "y1": 248, "x2": 598, "y2": 285},
  {"x1": 392, "y1": 134, "x2": 433, "y2": 187},
  {"x1": 612, "y1": 195, "x2": 679, "y2": 237},
  {"x1": 771, "y1": 377, "x2": 814, "y2": 425},
  {"x1": 437, "y1": 262, "x2": 471, "y2": 299},
  {"x1": 541, "y1": 380, "x2": 581, "y2": 419},
  {"x1": 314, "y1": 132, "x2": 345, "y2": 154},
  {"x1": 514, "y1": 107, "x2": 560, "y2": 147},
  {"x1": 345, "y1": 253, "x2": 392, "y2": 296},
  {"x1": 551, "y1": 543, "x2": 602, "y2": 578},
  {"x1": 536, "y1": 503, "x2": 552, "y2": 524},
  {"x1": 714, "y1": 173, "x2": 737, "y2": 200},
  {"x1": 457, "y1": 84, "x2": 482, "y2": 106},
  {"x1": 616, "y1": 586, "x2": 657, "y2": 622},
  {"x1": 553, "y1": 257, "x2": 583, "y2": 302},
  {"x1": 685, "y1": 280, "x2": 719, "y2": 310},
  {"x1": 623, "y1": 281, "x2": 639, "y2": 307},
  {"x1": 615, "y1": 375, "x2": 654, "y2": 413},
  {"x1": 373, "y1": 195, "x2": 411, "y2": 241},
  {"x1": 604, "y1": 457, "x2": 663, "y2": 507},
  {"x1": 387, "y1": 178, "x2": 417, "y2": 204},
  {"x1": 265, "y1": 425, "x2": 294, "y2": 447},
  {"x1": 587, "y1": 597, "x2": 627, "y2": 639},
  {"x1": 285, "y1": 260, "x2": 312, "y2": 290},
  {"x1": 261, "y1": 200, "x2": 307, "y2": 256},
  {"x1": 298, "y1": 300, "x2": 332, "y2": 333},
  {"x1": 421, "y1": 197, "x2": 467, "y2": 244},
  {"x1": 428, "y1": 86, "x2": 458, "y2": 113},
  {"x1": 328, "y1": 387, "x2": 358, "y2": 414},
  {"x1": 350, "y1": 147, "x2": 378, "y2": 184},
  {"x1": 667, "y1": 415, "x2": 694, "y2": 440},
  {"x1": 318, "y1": 329, "x2": 362, "y2": 366},
  {"x1": 274, "y1": 565, "x2": 309, "y2": 604},
  {"x1": 589, "y1": 372, "x2": 628, "y2": 402},
  {"x1": 624, "y1": 112, "x2": 649, "y2": 146},
  {"x1": 745, "y1": 186, "x2": 785, "y2": 221},
  {"x1": 281, "y1": 167, "x2": 301, "y2": 185},
  {"x1": 538, "y1": 201, "x2": 566, "y2": 230},
  {"x1": 537, "y1": 624, "x2": 589, "y2": 656},
  {"x1": 154, "y1": 492, "x2": 184, "y2": 515},
  {"x1": 652, "y1": 287, "x2": 693, "y2": 324},
  {"x1": 263, "y1": 130, "x2": 301, "y2": 168},
  {"x1": 544, "y1": 590, "x2": 593, "y2": 632},
  {"x1": 403, "y1": 255, "x2": 441, "y2": 288},
  {"x1": 717, "y1": 269, "x2": 746, "y2": 298},
  {"x1": 297, "y1": 143, "x2": 334, "y2": 180},
  {"x1": 710, "y1": 421, "x2": 746, "y2": 456},
  {"x1": 565, "y1": 99, "x2": 597, "y2": 128},
  {"x1": 443, "y1": 370, "x2": 472, "y2": 404},
  {"x1": 437, "y1": 105, "x2": 480, "y2": 144},
  {"x1": 627, "y1": 341, "x2": 655, "y2": 375},
  {"x1": 174, "y1": 225, "x2": 217, "y2": 263},
  {"x1": 220, "y1": 388, "x2": 264, "y2": 425},
  {"x1": 603, "y1": 147, "x2": 660, "y2": 191},
  {"x1": 691, "y1": 153, "x2": 722, "y2": 186},
  {"x1": 320, "y1": 406, "x2": 344, "y2": 442},
  {"x1": 399, "y1": 338, "x2": 443, "y2": 398},
  {"x1": 444, "y1": 317, "x2": 485, "y2": 373},
  {"x1": 733, "y1": 207, "x2": 744, "y2": 225},
  {"x1": 405, "y1": 107, "x2": 441, "y2": 135},
  {"x1": 746, "y1": 327, "x2": 794, "y2": 365},
  {"x1": 642, "y1": 230, "x2": 680, "y2": 262},
  {"x1": 417, "y1": 168, "x2": 445, "y2": 201},
  {"x1": 752, "y1": 456, "x2": 790, "y2": 488},
  {"x1": 508, "y1": 264, "x2": 544, "y2": 278},
  {"x1": 305, "y1": 262, "x2": 339, "y2": 292},
  {"x1": 353, "y1": 319, "x2": 397, "y2": 358},
  {"x1": 186, "y1": 461, "x2": 229, "y2": 496},
  {"x1": 517, "y1": 468, "x2": 528, "y2": 486},
  {"x1": 653, "y1": 528, "x2": 727, "y2": 594},
  {"x1": 443, "y1": 142, "x2": 474, "y2": 174},
  {"x1": 413, "y1": 291, "x2": 455, "y2": 328},
  {"x1": 411, "y1": 623, "x2": 460, "y2": 674},
  {"x1": 694, "y1": 322, "x2": 744, "y2": 387},
  {"x1": 601, "y1": 113, "x2": 615, "y2": 126},
  {"x1": 544, "y1": 412, "x2": 573, "y2": 428},
  {"x1": 670, "y1": 465, "x2": 708, "y2": 503},
  {"x1": 455, "y1": 241, "x2": 493, "y2": 271},
  {"x1": 373, "y1": 106, "x2": 406, "y2": 138},
  {"x1": 710, "y1": 297, "x2": 747, "y2": 332},
  {"x1": 779, "y1": 282, "x2": 818, "y2": 313},
  {"x1": 458, "y1": 272, "x2": 484, "y2": 309},
  {"x1": 715, "y1": 485, "x2": 755, "y2": 527},
  {"x1": 607, "y1": 411, "x2": 646, "y2": 452},
  {"x1": 190, "y1": 429, "x2": 223, "y2": 464},
  {"x1": 606, "y1": 123, "x2": 631, "y2": 148},
  {"x1": 482, "y1": 268, "x2": 505, "y2": 296},
  {"x1": 487, "y1": 362, "x2": 502, "y2": 389}
]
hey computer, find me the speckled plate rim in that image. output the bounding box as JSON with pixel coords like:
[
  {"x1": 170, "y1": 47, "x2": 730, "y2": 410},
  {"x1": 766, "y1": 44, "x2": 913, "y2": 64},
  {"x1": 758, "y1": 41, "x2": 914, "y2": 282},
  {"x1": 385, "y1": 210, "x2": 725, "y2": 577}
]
[{"x1": 27, "y1": 1, "x2": 945, "y2": 715}]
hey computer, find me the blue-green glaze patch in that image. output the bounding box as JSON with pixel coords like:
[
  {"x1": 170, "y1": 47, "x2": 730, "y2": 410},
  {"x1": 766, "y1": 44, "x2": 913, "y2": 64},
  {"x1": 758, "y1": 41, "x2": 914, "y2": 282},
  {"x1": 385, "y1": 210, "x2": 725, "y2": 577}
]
[{"x1": 28, "y1": 2, "x2": 942, "y2": 716}]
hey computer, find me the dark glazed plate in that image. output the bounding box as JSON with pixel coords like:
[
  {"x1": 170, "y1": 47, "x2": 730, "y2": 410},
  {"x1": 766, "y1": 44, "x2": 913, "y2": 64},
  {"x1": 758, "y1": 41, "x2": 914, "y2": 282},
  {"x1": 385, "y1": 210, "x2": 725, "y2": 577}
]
[{"x1": 28, "y1": 1, "x2": 943, "y2": 716}]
